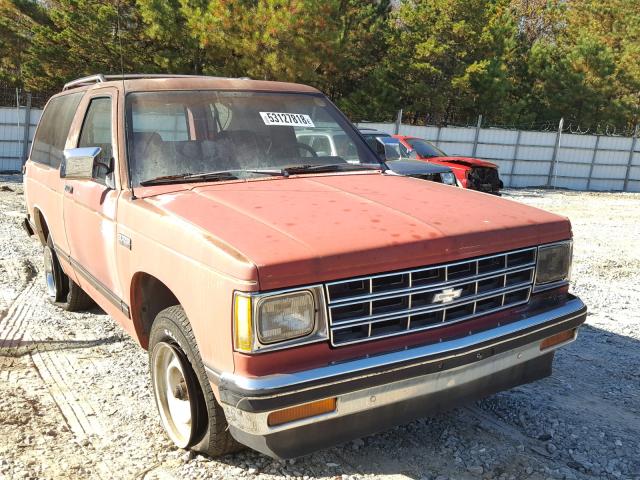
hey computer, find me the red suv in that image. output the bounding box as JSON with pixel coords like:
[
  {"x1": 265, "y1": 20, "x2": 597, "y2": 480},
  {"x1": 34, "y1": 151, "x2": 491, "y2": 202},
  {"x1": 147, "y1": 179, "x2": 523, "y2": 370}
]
[
  {"x1": 22, "y1": 75, "x2": 584, "y2": 459},
  {"x1": 394, "y1": 135, "x2": 503, "y2": 194}
]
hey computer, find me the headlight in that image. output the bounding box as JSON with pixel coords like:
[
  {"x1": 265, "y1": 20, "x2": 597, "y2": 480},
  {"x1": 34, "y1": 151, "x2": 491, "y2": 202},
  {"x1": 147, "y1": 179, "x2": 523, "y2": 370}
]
[
  {"x1": 441, "y1": 172, "x2": 456, "y2": 185},
  {"x1": 233, "y1": 286, "x2": 328, "y2": 353},
  {"x1": 257, "y1": 292, "x2": 315, "y2": 344},
  {"x1": 535, "y1": 241, "x2": 572, "y2": 287}
]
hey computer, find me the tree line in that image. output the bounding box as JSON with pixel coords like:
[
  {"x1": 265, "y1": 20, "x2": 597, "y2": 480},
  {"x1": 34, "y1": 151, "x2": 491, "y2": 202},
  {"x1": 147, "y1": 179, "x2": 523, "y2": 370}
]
[{"x1": 0, "y1": 0, "x2": 638, "y2": 131}]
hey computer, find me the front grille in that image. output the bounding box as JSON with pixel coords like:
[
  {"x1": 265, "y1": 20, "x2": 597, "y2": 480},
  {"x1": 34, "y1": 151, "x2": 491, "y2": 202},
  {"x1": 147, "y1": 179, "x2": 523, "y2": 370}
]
[
  {"x1": 469, "y1": 167, "x2": 500, "y2": 191},
  {"x1": 325, "y1": 247, "x2": 536, "y2": 346}
]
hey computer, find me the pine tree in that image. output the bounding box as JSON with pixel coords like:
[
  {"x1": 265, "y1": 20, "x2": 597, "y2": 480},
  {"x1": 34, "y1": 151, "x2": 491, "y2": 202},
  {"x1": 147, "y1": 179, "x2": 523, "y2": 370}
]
[
  {"x1": 22, "y1": 0, "x2": 160, "y2": 91},
  {"x1": 384, "y1": 0, "x2": 520, "y2": 125},
  {"x1": 0, "y1": 0, "x2": 48, "y2": 88}
]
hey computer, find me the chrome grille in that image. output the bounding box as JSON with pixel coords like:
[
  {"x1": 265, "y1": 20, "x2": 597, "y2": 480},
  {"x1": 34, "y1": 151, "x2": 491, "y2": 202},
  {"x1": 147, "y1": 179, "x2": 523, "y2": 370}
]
[{"x1": 325, "y1": 247, "x2": 537, "y2": 346}]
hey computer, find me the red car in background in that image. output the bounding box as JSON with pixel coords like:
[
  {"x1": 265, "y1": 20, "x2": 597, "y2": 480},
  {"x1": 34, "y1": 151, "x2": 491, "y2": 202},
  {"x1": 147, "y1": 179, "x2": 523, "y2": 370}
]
[{"x1": 394, "y1": 135, "x2": 503, "y2": 194}]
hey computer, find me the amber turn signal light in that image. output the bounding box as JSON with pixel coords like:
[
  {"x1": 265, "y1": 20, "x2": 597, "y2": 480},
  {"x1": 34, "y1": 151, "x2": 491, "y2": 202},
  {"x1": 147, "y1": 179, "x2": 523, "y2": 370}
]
[
  {"x1": 267, "y1": 398, "x2": 337, "y2": 427},
  {"x1": 540, "y1": 329, "x2": 575, "y2": 351}
]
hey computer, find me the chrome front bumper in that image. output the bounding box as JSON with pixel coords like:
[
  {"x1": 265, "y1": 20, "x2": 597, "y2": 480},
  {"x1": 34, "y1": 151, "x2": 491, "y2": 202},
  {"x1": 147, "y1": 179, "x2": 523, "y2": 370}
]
[{"x1": 213, "y1": 296, "x2": 587, "y2": 458}]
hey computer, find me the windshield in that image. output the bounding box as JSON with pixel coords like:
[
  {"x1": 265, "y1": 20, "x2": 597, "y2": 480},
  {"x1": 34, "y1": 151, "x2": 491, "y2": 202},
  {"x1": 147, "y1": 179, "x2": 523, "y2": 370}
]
[
  {"x1": 406, "y1": 138, "x2": 446, "y2": 158},
  {"x1": 125, "y1": 91, "x2": 381, "y2": 185}
]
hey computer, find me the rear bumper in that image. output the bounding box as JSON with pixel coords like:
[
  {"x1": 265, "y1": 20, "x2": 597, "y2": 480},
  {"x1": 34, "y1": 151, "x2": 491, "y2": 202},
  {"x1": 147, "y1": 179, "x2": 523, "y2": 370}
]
[{"x1": 214, "y1": 296, "x2": 586, "y2": 458}]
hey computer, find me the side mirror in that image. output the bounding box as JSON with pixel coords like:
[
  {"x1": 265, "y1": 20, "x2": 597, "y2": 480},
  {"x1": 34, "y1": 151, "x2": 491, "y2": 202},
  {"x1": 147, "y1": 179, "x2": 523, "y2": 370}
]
[
  {"x1": 61, "y1": 147, "x2": 102, "y2": 179},
  {"x1": 407, "y1": 149, "x2": 418, "y2": 160}
]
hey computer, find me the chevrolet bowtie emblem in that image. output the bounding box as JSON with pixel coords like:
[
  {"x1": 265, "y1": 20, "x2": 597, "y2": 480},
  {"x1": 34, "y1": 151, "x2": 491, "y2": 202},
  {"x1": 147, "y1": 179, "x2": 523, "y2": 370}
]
[{"x1": 432, "y1": 288, "x2": 463, "y2": 304}]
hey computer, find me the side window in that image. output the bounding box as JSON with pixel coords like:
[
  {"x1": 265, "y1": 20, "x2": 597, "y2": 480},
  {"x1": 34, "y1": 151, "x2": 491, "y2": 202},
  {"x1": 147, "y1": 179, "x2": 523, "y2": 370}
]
[
  {"x1": 407, "y1": 138, "x2": 445, "y2": 158},
  {"x1": 31, "y1": 93, "x2": 84, "y2": 168},
  {"x1": 297, "y1": 135, "x2": 331, "y2": 155},
  {"x1": 210, "y1": 102, "x2": 232, "y2": 131},
  {"x1": 78, "y1": 97, "x2": 113, "y2": 181},
  {"x1": 310, "y1": 136, "x2": 331, "y2": 155}
]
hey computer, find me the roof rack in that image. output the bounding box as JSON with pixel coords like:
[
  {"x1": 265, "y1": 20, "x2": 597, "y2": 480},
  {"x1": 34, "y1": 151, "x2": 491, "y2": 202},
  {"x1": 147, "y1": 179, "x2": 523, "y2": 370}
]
[
  {"x1": 63, "y1": 74, "x2": 106, "y2": 90},
  {"x1": 62, "y1": 74, "x2": 252, "y2": 90}
]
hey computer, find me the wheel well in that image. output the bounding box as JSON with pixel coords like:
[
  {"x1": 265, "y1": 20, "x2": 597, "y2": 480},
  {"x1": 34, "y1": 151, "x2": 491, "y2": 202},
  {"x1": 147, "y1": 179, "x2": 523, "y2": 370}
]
[
  {"x1": 130, "y1": 273, "x2": 180, "y2": 350},
  {"x1": 33, "y1": 207, "x2": 49, "y2": 245}
]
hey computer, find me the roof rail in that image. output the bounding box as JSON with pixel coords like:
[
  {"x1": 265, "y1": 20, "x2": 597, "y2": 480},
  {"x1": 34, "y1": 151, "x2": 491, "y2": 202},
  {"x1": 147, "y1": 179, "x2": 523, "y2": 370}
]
[
  {"x1": 63, "y1": 74, "x2": 106, "y2": 91},
  {"x1": 110, "y1": 74, "x2": 215, "y2": 80},
  {"x1": 63, "y1": 73, "x2": 254, "y2": 91}
]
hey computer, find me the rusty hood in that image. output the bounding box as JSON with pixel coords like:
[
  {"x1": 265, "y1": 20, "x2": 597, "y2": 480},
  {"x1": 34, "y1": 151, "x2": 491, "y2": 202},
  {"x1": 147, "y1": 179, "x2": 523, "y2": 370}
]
[{"x1": 143, "y1": 173, "x2": 570, "y2": 289}]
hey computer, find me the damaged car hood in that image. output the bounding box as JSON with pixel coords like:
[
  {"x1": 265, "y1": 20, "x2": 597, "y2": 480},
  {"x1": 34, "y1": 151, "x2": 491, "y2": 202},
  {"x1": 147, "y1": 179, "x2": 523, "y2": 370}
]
[
  {"x1": 143, "y1": 173, "x2": 570, "y2": 289},
  {"x1": 431, "y1": 156, "x2": 498, "y2": 168}
]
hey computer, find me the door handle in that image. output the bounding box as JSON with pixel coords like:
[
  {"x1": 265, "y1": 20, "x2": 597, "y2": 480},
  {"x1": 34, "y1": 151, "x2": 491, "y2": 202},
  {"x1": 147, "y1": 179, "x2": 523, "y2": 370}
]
[{"x1": 64, "y1": 184, "x2": 74, "y2": 194}]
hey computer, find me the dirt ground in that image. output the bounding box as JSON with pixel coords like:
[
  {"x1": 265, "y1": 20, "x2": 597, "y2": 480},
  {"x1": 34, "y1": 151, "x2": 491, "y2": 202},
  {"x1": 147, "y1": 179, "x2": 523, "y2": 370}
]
[{"x1": 0, "y1": 176, "x2": 639, "y2": 480}]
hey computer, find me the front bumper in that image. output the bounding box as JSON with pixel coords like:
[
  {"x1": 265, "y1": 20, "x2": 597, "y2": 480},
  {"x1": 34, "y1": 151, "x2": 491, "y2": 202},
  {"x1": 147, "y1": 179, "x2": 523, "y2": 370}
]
[
  {"x1": 470, "y1": 185, "x2": 502, "y2": 195},
  {"x1": 214, "y1": 295, "x2": 586, "y2": 458}
]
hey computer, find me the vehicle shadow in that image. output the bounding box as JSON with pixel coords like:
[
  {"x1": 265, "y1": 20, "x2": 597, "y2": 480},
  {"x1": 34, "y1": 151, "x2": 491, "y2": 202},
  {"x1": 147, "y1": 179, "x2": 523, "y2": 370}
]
[{"x1": 210, "y1": 322, "x2": 640, "y2": 479}]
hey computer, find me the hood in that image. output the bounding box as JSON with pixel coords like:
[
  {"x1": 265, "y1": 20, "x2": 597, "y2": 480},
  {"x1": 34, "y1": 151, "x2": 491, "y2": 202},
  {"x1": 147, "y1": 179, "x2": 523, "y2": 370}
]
[
  {"x1": 144, "y1": 173, "x2": 570, "y2": 290},
  {"x1": 425, "y1": 156, "x2": 497, "y2": 169},
  {"x1": 385, "y1": 160, "x2": 451, "y2": 175}
]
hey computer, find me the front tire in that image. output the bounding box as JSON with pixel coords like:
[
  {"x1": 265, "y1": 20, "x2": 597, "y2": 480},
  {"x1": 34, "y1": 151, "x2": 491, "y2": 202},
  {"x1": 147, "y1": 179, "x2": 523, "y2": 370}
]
[{"x1": 149, "y1": 306, "x2": 242, "y2": 457}]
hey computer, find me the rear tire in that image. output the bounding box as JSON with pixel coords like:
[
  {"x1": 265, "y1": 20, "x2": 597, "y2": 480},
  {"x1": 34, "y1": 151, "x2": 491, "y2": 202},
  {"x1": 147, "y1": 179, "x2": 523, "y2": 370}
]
[
  {"x1": 43, "y1": 235, "x2": 94, "y2": 312},
  {"x1": 149, "y1": 306, "x2": 243, "y2": 457},
  {"x1": 43, "y1": 235, "x2": 66, "y2": 303}
]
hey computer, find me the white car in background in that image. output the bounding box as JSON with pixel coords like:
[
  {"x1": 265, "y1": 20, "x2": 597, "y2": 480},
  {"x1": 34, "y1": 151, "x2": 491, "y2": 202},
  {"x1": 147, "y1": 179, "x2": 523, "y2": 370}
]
[{"x1": 297, "y1": 128, "x2": 458, "y2": 186}]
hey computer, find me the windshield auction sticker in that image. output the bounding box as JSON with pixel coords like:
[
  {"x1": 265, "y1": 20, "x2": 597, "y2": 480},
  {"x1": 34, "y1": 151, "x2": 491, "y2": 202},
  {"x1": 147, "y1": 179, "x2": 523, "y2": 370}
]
[{"x1": 260, "y1": 112, "x2": 315, "y2": 128}]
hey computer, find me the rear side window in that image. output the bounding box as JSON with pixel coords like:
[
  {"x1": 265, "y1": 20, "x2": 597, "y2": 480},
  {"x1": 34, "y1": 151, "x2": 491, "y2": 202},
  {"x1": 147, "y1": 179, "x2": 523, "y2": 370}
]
[{"x1": 31, "y1": 92, "x2": 84, "y2": 168}]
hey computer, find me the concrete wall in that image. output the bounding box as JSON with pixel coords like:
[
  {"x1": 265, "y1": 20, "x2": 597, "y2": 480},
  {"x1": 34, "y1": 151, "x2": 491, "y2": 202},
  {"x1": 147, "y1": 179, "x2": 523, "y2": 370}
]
[
  {"x1": 4, "y1": 107, "x2": 639, "y2": 192},
  {"x1": 0, "y1": 106, "x2": 43, "y2": 172}
]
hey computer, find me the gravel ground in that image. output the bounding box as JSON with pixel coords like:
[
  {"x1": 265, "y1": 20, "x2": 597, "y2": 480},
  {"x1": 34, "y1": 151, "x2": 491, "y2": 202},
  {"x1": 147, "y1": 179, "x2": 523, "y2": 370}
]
[{"x1": 0, "y1": 175, "x2": 639, "y2": 480}]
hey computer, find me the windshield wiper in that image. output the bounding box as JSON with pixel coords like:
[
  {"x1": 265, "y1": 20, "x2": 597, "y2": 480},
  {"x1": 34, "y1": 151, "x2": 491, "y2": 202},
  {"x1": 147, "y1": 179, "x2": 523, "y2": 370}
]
[
  {"x1": 139, "y1": 164, "x2": 379, "y2": 186},
  {"x1": 139, "y1": 170, "x2": 238, "y2": 186},
  {"x1": 281, "y1": 163, "x2": 382, "y2": 176},
  {"x1": 241, "y1": 168, "x2": 286, "y2": 176}
]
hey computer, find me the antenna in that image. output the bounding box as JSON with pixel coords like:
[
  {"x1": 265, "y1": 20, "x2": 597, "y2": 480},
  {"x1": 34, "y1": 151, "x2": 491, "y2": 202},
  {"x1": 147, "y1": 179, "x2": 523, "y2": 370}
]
[{"x1": 117, "y1": 2, "x2": 136, "y2": 200}]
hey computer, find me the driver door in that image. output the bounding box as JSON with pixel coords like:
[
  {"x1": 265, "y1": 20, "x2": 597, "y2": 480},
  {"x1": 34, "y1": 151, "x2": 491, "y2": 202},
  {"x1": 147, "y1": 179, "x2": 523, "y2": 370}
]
[{"x1": 62, "y1": 88, "x2": 123, "y2": 302}]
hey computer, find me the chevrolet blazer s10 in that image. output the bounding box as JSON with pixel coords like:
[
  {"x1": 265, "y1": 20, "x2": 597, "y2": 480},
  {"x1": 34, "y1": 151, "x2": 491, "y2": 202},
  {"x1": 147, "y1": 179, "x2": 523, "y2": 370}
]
[{"x1": 23, "y1": 74, "x2": 587, "y2": 458}]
